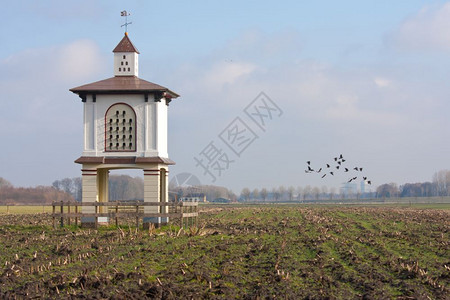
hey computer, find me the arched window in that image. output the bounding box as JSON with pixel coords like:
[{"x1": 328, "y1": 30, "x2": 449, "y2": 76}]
[{"x1": 105, "y1": 103, "x2": 136, "y2": 152}]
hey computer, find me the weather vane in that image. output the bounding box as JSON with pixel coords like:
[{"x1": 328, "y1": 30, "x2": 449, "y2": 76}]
[{"x1": 120, "y1": 10, "x2": 132, "y2": 33}]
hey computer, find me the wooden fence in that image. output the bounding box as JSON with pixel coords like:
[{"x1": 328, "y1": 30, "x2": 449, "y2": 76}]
[{"x1": 51, "y1": 201, "x2": 198, "y2": 229}]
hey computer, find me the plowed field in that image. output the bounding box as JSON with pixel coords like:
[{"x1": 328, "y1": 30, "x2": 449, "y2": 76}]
[{"x1": 0, "y1": 206, "x2": 448, "y2": 299}]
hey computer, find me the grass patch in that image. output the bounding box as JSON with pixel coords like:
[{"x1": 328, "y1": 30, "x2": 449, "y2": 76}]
[{"x1": 0, "y1": 206, "x2": 448, "y2": 299}]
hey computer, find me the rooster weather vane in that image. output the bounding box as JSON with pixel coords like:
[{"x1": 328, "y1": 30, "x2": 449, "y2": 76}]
[
  {"x1": 305, "y1": 154, "x2": 372, "y2": 185},
  {"x1": 121, "y1": 10, "x2": 132, "y2": 33}
]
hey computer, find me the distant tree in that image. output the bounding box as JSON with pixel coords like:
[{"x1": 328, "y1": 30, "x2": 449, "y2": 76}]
[
  {"x1": 241, "y1": 188, "x2": 251, "y2": 202},
  {"x1": 312, "y1": 187, "x2": 320, "y2": 200},
  {"x1": 432, "y1": 170, "x2": 450, "y2": 196},
  {"x1": 321, "y1": 186, "x2": 328, "y2": 200},
  {"x1": 252, "y1": 188, "x2": 259, "y2": 201},
  {"x1": 287, "y1": 186, "x2": 295, "y2": 202},
  {"x1": 260, "y1": 188, "x2": 268, "y2": 202},
  {"x1": 60, "y1": 178, "x2": 73, "y2": 195},
  {"x1": 303, "y1": 185, "x2": 312, "y2": 201},
  {"x1": 278, "y1": 186, "x2": 286, "y2": 201},
  {"x1": 421, "y1": 182, "x2": 435, "y2": 197},
  {"x1": 108, "y1": 175, "x2": 144, "y2": 201},
  {"x1": 0, "y1": 185, "x2": 72, "y2": 204},
  {"x1": 296, "y1": 186, "x2": 303, "y2": 201},
  {"x1": 53, "y1": 177, "x2": 82, "y2": 201},
  {"x1": 52, "y1": 180, "x2": 61, "y2": 191},
  {"x1": 376, "y1": 183, "x2": 399, "y2": 198},
  {"x1": 329, "y1": 187, "x2": 336, "y2": 200},
  {"x1": 272, "y1": 187, "x2": 281, "y2": 202},
  {"x1": 400, "y1": 183, "x2": 424, "y2": 197},
  {"x1": 72, "y1": 177, "x2": 82, "y2": 202},
  {"x1": 0, "y1": 177, "x2": 12, "y2": 189},
  {"x1": 227, "y1": 189, "x2": 237, "y2": 202}
]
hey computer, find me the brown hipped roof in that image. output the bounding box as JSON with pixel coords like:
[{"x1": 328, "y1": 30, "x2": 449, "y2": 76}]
[
  {"x1": 113, "y1": 33, "x2": 140, "y2": 53},
  {"x1": 70, "y1": 76, "x2": 179, "y2": 98}
]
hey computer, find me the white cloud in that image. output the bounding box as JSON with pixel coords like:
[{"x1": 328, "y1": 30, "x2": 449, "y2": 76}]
[
  {"x1": 1, "y1": 39, "x2": 105, "y2": 84},
  {"x1": 166, "y1": 27, "x2": 450, "y2": 192},
  {"x1": 201, "y1": 61, "x2": 258, "y2": 92},
  {"x1": 374, "y1": 77, "x2": 391, "y2": 88},
  {"x1": 56, "y1": 40, "x2": 106, "y2": 82},
  {"x1": 0, "y1": 40, "x2": 106, "y2": 186},
  {"x1": 388, "y1": 3, "x2": 450, "y2": 52}
]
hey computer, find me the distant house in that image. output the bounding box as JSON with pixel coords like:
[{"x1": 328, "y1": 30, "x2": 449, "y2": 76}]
[
  {"x1": 209, "y1": 197, "x2": 231, "y2": 203},
  {"x1": 180, "y1": 193, "x2": 206, "y2": 203}
]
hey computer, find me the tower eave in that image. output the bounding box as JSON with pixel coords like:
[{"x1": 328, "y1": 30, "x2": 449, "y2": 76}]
[{"x1": 69, "y1": 76, "x2": 180, "y2": 98}]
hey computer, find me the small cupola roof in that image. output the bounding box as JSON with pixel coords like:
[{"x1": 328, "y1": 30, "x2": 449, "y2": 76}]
[{"x1": 113, "y1": 32, "x2": 140, "y2": 54}]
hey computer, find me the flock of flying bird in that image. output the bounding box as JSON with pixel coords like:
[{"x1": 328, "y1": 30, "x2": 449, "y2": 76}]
[{"x1": 305, "y1": 154, "x2": 371, "y2": 185}]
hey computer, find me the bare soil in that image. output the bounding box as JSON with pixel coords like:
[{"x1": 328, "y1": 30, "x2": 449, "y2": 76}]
[{"x1": 0, "y1": 205, "x2": 448, "y2": 299}]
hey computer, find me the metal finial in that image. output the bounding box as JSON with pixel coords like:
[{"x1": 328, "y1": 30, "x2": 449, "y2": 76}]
[{"x1": 120, "y1": 10, "x2": 132, "y2": 33}]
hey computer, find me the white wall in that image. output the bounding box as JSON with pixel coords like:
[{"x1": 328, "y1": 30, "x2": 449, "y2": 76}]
[
  {"x1": 156, "y1": 101, "x2": 168, "y2": 158},
  {"x1": 113, "y1": 52, "x2": 138, "y2": 77},
  {"x1": 82, "y1": 93, "x2": 169, "y2": 158}
]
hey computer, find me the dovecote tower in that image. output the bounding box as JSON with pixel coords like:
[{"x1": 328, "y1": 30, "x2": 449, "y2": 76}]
[{"x1": 70, "y1": 33, "x2": 179, "y2": 227}]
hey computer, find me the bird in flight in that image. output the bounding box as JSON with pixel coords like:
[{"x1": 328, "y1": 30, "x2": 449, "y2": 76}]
[{"x1": 304, "y1": 154, "x2": 372, "y2": 185}]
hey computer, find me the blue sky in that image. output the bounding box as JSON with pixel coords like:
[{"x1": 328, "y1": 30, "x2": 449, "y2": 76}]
[{"x1": 1, "y1": 1, "x2": 450, "y2": 193}]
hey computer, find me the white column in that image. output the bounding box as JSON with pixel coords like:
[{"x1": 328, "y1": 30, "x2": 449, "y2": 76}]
[
  {"x1": 97, "y1": 169, "x2": 109, "y2": 223},
  {"x1": 81, "y1": 168, "x2": 97, "y2": 226},
  {"x1": 143, "y1": 168, "x2": 161, "y2": 227},
  {"x1": 160, "y1": 168, "x2": 169, "y2": 224},
  {"x1": 93, "y1": 99, "x2": 98, "y2": 155}
]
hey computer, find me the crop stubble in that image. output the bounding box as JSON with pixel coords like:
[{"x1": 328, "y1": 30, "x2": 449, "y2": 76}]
[{"x1": 0, "y1": 206, "x2": 448, "y2": 299}]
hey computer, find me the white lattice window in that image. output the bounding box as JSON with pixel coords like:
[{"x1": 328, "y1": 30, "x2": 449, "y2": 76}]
[{"x1": 105, "y1": 103, "x2": 136, "y2": 152}]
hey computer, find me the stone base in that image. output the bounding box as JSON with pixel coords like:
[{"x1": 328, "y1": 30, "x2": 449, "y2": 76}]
[
  {"x1": 81, "y1": 217, "x2": 109, "y2": 228},
  {"x1": 143, "y1": 217, "x2": 169, "y2": 229}
]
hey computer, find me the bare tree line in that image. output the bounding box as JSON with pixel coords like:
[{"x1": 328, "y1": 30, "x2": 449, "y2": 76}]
[
  {"x1": 377, "y1": 169, "x2": 450, "y2": 198},
  {"x1": 2, "y1": 169, "x2": 450, "y2": 204},
  {"x1": 168, "y1": 183, "x2": 236, "y2": 202},
  {"x1": 240, "y1": 169, "x2": 450, "y2": 202},
  {"x1": 52, "y1": 175, "x2": 144, "y2": 202},
  {"x1": 0, "y1": 177, "x2": 72, "y2": 204},
  {"x1": 240, "y1": 185, "x2": 344, "y2": 202}
]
